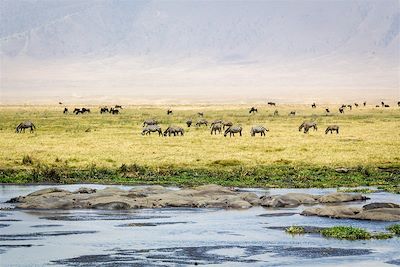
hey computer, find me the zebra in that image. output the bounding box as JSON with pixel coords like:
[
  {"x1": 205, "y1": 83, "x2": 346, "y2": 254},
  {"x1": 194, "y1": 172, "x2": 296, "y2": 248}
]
[
  {"x1": 63, "y1": 108, "x2": 68, "y2": 114},
  {"x1": 381, "y1": 101, "x2": 385, "y2": 107},
  {"x1": 354, "y1": 103, "x2": 359, "y2": 108},
  {"x1": 16, "y1": 121, "x2": 36, "y2": 133},
  {"x1": 196, "y1": 119, "x2": 208, "y2": 127},
  {"x1": 224, "y1": 125, "x2": 242, "y2": 137},
  {"x1": 164, "y1": 126, "x2": 184, "y2": 136},
  {"x1": 110, "y1": 108, "x2": 119, "y2": 114},
  {"x1": 273, "y1": 110, "x2": 279, "y2": 116},
  {"x1": 325, "y1": 108, "x2": 330, "y2": 113},
  {"x1": 143, "y1": 119, "x2": 158, "y2": 127},
  {"x1": 363, "y1": 101, "x2": 367, "y2": 107},
  {"x1": 268, "y1": 102, "x2": 276, "y2": 106},
  {"x1": 197, "y1": 112, "x2": 204, "y2": 117},
  {"x1": 142, "y1": 125, "x2": 162, "y2": 136},
  {"x1": 376, "y1": 105, "x2": 380, "y2": 108},
  {"x1": 299, "y1": 122, "x2": 317, "y2": 133},
  {"x1": 186, "y1": 119, "x2": 192, "y2": 127},
  {"x1": 397, "y1": 101, "x2": 400, "y2": 107},
  {"x1": 250, "y1": 125, "x2": 269, "y2": 136},
  {"x1": 325, "y1": 125, "x2": 339, "y2": 134},
  {"x1": 339, "y1": 107, "x2": 344, "y2": 114},
  {"x1": 211, "y1": 120, "x2": 223, "y2": 126},
  {"x1": 222, "y1": 121, "x2": 233, "y2": 130},
  {"x1": 100, "y1": 107, "x2": 109, "y2": 114},
  {"x1": 210, "y1": 123, "x2": 222, "y2": 135},
  {"x1": 347, "y1": 105, "x2": 352, "y2": 110},
  {"x1": 81, "y1": 108, "x2": 90, "y2": 113},
  {"x1": 115, "y1": 105, "x2": 123, "y2": 109},
  {"x1": 73, "y1": 108, "x2": 82, "y2": 114},
  {"x1": 384, "y1": 104, "x2": 390, "y2": 108},
  {"x1": 249, "y1": 107, "x2": 258, "y2": 114},
  {"x1": 311, "y1": 103, "x2": 316, "y2": 108},
  {"x1": 167, "y1": 109, "x2": 173, "y2": 115},
  {"x1": 289, "y1": 111, "x2": 296, "y2": 116}
]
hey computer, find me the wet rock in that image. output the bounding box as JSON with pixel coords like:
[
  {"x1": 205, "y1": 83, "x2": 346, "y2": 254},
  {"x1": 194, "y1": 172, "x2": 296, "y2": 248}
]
[
  {"x1": 74, "y1": 187, "x2": 97, "y2": 194},
  {"x1": 301, "y1": 204, "x2": 400, "y2": 221},
  {"x1": 260, "y1": 193, "x2": 319, "y2": 208},
  {"x1": 27, "y1": 188, "x2": 69, "y2": 197},
  {"x1": 362, "y1": 202, "x2": 400, "y2": 210},
  {"x1": 318, "y1": 193, "x2": 368, "y2": 203}
]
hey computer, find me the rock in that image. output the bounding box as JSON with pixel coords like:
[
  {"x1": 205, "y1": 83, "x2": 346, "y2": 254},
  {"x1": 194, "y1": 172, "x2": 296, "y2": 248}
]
[
  {"x1": 362, "y1": 203, "x2": 400, "y2": 210},
  {"x1": 27, "y1": 188, "x2": 69, "y2": 197},
  {"x1": 318, "y1": 193, "x2": 368, "y2": 203},
  {"x1": 260, "y1": 193, "x2": 319, "y2": 208},
  {"x1": 301, "y1": 204, "x2": 400, "y2": 221},
  {"x1": 74, "y1": 187, "x2": 97, "y2": 194},
  {"x1": 335, "y1": 168, "x2": 350, "y2": 173}
]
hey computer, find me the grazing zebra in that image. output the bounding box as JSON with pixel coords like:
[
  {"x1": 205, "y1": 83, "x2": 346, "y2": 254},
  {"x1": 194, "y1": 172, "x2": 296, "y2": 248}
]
[
  {"x1": 115, "y1": 105, "x2": 123, "y2": 109},
  {"x1": 341, "y1": 104, "x2": 346, "y2": 108},
  {"x1": 164, "y1": 126, "x2": 184, "y2": 136},
  {"x1": 339, "y1": 107, "x2": 344, "y2": 114},
  {"x1": 384, "y1": 104, "x2": 390, "y2": 108},
  {"x1": 143, "y1": 119, "x2": 158, "y2": 127},
  {"x1": 167, "y1": 109, "x2": 173, "y2": 115},
  {"x1": 73, "y1": 108, "x2": 82, "y2": 114},
  {"x1": 210, "y1": 123, "x2": 222, "y2": 135},
  {"x1": 325, "y1": 108, "x2": 330, "y2": 113},
  {"x1": 268, "y1": 102, "x2": 276, "y2": 106},
  {"x1": 222, "y1": 121, "x2": 233, "y2": 129},
  {"x1": 100, "y1": 107, "x2": 109, "y2": 114},
  {"x1": 249, "y1": 107, "x2": 258, "y2": 114},
  {"x1": 273, "y1": 110, "x2": 279, "y2": 116},
  {"x1": 197, "y1": 112, "x2": 204, "y2": 117},
  {"x1": 299, "y1": 122, "x2": 317, "y2": 133},
  {"x1": 63, "y1": 108, "x2": 68, "y2": 114},
  {"x1": 376, "y1": 105, "x2": 380, "y2": 108},
  {"x1": 142, "y1": 125, "x2": 162, "y2": 136},
  {"x1": 289, "y1": 111, "x2": 296, "y2": 116},
  {"x1": 363, "y1": 101, "x2": 367, "y2": 107},
  {"x1": 311, "y1": 103, "x2": 316, "y2": 108},
  {"x1": 196, "y1": 119, "x2": 208, "y2": 127},
  {"x1": 186, "y1": 119, "x2": 192, "y2": 127},
  {"x1": 354, "y1": 103, "x2": 359, "y2": 107},
  {"x1": 398, "y1": 101, "x2": 400, "y2": 107},
  {"x1": 59, "y1": 102, "x2": 63, "y2": 105},
  {"x1": 325, "y1": 125, "x2": 339, "y2": 134},
  {"x1": 381, "y1": 101, "x2": 385, "y2": 107},
  {"x1": 211, "y1": 120, "x2": 223, "y2": 126},
  {"x1": 250, "y1": 125, "x2": 269, "y2": 136},
  {"x1": 224, "y1": 125, "x2": 242, "y2": 137},
  {"x1": 347, "y1": 105, "x2": 352, "y2": 110},
  {"x1": 110, "y1": 108, "x2": 119, "y2": 114},
  {"x1": 16, "y1": 121, "x2": 36, "y2": 133}
]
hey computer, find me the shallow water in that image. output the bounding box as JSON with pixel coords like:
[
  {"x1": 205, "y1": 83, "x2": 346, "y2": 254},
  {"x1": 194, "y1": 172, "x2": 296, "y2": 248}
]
[{"x1": 0, "y1": 184, "x2": 399, "y2": 266}]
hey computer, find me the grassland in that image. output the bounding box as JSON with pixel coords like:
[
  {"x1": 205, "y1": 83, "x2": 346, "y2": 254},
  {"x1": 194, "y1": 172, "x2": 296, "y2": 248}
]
[{"x1": 0, "y1": 104, "x2": 399, "y2": 189}]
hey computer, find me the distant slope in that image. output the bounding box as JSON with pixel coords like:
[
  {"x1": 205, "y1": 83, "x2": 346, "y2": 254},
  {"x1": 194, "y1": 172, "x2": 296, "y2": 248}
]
[{"x1": 0, "y1": 0, "x2": 399, "y2": 103}]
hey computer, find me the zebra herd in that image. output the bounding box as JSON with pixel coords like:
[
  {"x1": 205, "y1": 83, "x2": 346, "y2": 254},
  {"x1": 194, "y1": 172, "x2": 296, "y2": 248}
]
[{"x1": 63, "y1": 105, "x2": 123, "y2": 115}]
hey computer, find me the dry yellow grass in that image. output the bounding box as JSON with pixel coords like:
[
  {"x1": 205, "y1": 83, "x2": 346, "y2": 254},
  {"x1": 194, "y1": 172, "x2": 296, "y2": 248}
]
[{"x1": 0, "y1": 104, "x2": 399, "y2": 171}]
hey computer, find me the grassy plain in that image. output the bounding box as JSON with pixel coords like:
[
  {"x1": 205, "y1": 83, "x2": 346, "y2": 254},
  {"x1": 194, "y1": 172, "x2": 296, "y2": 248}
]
[{"x1": 0, "y1": 104, "x2": 399, "y2": 189}]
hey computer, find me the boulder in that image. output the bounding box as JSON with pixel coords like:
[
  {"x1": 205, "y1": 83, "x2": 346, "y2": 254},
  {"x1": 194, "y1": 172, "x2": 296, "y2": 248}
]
[{"x1": 318, "y1": 193, "x2": 368, "y2": 203}]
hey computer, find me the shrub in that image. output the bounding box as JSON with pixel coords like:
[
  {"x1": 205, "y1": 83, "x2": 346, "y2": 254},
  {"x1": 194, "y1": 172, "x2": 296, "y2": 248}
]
[
  {"x1": 387, "y1": 224, "x2": 400, "y2": 235},
  {"x1": 372, "y1": 232, "x2": 394, "y2": 239},
  {"x1": 321, "y1": 226, "x2": 371, "y2": 240},
  {"x1": 285, "y1": 226, "x2": 305, "y2": 235},
  {"x1": 22, "y1": 155, "x2": 33, "y2": 165}
]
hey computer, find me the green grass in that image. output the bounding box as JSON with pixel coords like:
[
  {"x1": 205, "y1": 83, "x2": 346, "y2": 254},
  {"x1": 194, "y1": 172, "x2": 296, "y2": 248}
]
[
  {"x1": 285, "y1": 226, "x2": 305, "y2": 235},
  {"x1": 387, "y1": 224, "x2": 400, "y2": 235},
  {"x1": 321, "y1": 226, "x2": 371, "y2": 240},
  {"x1": 0, "y1": 104, "x2": 399, "y2": 188}
]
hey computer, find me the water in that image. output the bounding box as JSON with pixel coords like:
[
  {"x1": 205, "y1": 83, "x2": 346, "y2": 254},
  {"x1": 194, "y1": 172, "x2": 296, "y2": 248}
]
[{"x1": 0, "y1": 184, "x2": 399, "y2": 266}]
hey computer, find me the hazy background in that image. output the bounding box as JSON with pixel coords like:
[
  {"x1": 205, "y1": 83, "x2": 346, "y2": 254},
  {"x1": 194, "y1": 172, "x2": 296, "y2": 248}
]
[{"x1": 0, "y1": 0, "x2": 399, "y2": 104}]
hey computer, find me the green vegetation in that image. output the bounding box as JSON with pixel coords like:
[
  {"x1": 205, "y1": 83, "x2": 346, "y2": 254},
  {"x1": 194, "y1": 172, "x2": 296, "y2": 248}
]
[
  {"x1": 387, "y1": 224, "x2": 400, "y2": 235},
  {"x1": 0, "y1": 105, "x2": 399, "y2": 188},
  {"x1": 285, "y1": 226, "x2": 305, "y2": 235},
  {"x1": 284, "y1": 225, "x2": 399, "y2": 240}
]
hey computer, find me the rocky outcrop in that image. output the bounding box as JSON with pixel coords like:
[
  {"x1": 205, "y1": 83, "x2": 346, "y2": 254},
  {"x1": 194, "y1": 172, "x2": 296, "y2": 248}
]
[
  {"x1": 260, "y1": 192, "x2": 368, "y2": 208},
  {"x1": 10, "y1": 185, "x2": 257, "y2": 210},
  {"x1": 8, "y1": 185, "x2": 399, "y2": 221},
  {"x1": 301, "y1": 203, "x2": 400, "y2": 221}
]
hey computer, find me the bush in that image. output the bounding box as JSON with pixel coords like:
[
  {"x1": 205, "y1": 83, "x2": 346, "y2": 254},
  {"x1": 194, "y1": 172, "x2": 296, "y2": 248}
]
[
  {"x1": 22, "y1": 155, "x2": 33, "y2": 165},
  {"x1": 285, "y1": 226, "x2": 305, "y2": 235},
  {"x1": 321, "y1": 226, "x2": 371, "y2": 240},
  {"x1": 372, "y1": 232, "x2": 394, "y2": 239},
  {"x1": 387, "y1": 224, "x2": 400, "y2": 235}
]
